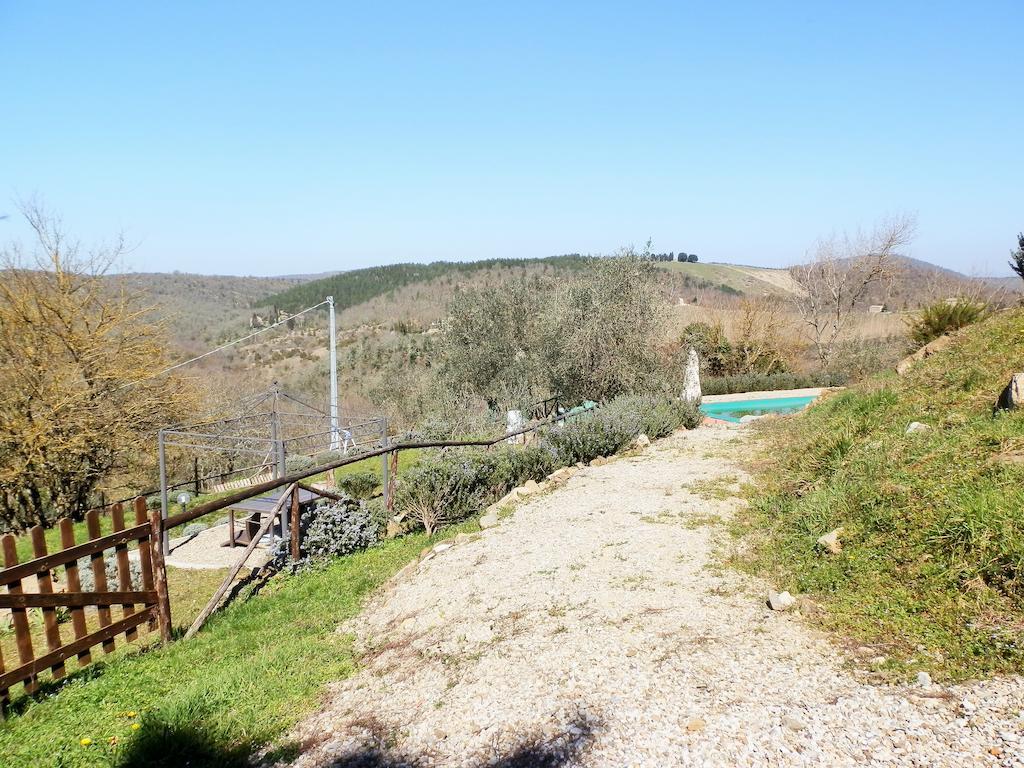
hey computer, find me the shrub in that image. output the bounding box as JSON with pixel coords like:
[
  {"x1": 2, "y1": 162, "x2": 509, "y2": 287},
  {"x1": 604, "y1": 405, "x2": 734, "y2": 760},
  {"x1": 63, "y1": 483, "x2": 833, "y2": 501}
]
[
  {"x1": 393, "y1": 451, "x2": 495, "y2": 534},
  {"x1": 300, "y1": 497, "x2": 378, "y2": 563},
  {"x1": 181, "y1": 522, "x2": 206, "y2": 538},
  {"x1": 285, "y1": 455, "x2": 315, "y2": 473},
  {"x1": 907, "y1": 299, "x2": 988, "y2": 346},
  {"x1": 76, "y1": 555, "x2": 142, "y2": 592},
  {"x1": 489, "y1": 444, "x2": 556, "y2": 493},
  {"x1": 337, "y1": 471, "x2": 379, "y2": 499},
  {"x1": 680, "y1": 322, "x2": 733, "y2": 376}
]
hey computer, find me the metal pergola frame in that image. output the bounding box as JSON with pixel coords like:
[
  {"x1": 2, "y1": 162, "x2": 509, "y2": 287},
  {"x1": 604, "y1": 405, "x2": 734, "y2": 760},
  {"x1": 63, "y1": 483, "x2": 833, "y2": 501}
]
[{"x1": 156, "y1": 385, "x2": 387, "y2": 554}]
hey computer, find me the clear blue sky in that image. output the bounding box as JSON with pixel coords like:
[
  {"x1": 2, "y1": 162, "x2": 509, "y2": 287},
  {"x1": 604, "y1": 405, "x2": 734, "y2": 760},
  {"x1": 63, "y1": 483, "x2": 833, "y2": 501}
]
[{"x1": 1, "y1": 2, "x2": 1021, "y2": 276}]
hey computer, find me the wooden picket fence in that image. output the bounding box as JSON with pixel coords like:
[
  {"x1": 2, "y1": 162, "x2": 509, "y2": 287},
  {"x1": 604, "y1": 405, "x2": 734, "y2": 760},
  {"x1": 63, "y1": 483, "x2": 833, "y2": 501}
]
[{"x1": 0, "y1": 498, "x2": 171, "y2": 710}]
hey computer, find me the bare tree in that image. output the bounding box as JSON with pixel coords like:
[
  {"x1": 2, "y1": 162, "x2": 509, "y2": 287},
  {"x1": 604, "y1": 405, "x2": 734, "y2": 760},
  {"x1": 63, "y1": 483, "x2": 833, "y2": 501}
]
[
  {"x1": 0, "y1": 200, "x2": 199, "y2": 530},
  {"x1": 790, "y1": 215, "x2": 917, "y2": 368}
]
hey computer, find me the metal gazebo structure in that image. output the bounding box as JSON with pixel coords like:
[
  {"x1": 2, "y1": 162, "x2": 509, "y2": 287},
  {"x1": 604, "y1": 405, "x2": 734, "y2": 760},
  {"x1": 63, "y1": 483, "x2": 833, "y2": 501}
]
[{"x1": 156, "y1": 385, "x2": 387, "y2": 553}]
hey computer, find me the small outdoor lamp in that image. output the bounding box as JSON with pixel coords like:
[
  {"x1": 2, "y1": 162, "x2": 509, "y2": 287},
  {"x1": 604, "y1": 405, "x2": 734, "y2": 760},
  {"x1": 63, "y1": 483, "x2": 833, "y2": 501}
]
[{"x1": 177, "y1": 491, "x2": 192, "y2": 513}]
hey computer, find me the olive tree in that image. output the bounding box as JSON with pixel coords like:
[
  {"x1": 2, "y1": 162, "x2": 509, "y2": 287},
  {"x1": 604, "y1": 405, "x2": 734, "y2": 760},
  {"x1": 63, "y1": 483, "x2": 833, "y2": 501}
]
[{"x1": 439, "y1": 253, "x2": 665, "y2": 408}]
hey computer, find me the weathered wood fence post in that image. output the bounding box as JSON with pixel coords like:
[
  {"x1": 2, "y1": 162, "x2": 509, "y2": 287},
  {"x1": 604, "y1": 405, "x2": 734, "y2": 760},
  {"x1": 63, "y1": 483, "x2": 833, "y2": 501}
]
[{"x1": 148, "y1": 510, "x2": 173, "y2": 643}]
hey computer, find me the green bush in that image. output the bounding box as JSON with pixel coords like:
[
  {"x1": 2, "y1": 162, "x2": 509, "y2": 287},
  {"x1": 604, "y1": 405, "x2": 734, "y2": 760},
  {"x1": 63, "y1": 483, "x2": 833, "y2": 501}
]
[
  {"x1": 337, "y1": 471, "x2": 379, "y2": 499},
  {"x1": 284, "y1": 455, "x2": 315, "y2": 473},
  {"x1": 299, "y1": 497, "x2": 378, "y2": 564},
  {"x1": 488, "y1": 444, "x2": 557, "y2": 493},
  {"x1": 906, "y1": 298, "x2": 988, "y2": 346},
  {"x1": 543, "y1": 394, "x2": 700, "y2": 464},
  {"x1": 393, "y1": 450, "x2": 496, "y2": 534}
]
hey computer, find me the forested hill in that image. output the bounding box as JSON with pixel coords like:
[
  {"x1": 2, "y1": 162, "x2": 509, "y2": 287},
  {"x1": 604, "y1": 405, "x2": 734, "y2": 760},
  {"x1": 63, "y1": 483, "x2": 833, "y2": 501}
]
[{"x1": 254, "y1": 255, "x2": 589, "y2": 313}]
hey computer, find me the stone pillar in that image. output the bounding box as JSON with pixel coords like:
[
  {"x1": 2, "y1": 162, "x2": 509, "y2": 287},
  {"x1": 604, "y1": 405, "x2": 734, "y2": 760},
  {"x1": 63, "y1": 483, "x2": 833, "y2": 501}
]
[{"x1": 682, "y1": 347, "x2": 701, "y2": 404}]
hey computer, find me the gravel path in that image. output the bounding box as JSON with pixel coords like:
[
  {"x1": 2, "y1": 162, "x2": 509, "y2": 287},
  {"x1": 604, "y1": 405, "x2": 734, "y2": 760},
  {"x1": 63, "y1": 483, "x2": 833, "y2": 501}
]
[{"x1": 283, "y1": 426, "x2": 1024, "y2": 767}]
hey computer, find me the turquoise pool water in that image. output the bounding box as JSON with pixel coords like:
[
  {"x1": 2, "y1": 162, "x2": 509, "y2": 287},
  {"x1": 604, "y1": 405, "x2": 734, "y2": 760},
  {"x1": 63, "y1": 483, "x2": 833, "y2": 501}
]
[{"x1": 700, "y1": 395, "x2": 817, "y2": 423}]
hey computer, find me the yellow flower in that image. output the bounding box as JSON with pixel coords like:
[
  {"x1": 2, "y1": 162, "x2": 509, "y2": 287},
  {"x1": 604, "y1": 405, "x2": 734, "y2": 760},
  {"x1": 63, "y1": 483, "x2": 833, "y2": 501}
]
[
  {"x1": 79, "y1": 738, "x2": 92, "y2": 747},
  {"x1": 131, "y1": 723, "x2": 141, "y2": 731},
  {"x1": 126, "y1": 711, "x2": 137, "y2": 718}
]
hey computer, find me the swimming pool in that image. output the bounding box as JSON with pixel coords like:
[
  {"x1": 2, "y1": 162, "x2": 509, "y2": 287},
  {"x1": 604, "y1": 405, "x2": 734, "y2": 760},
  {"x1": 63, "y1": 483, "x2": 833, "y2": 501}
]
[{"x1": 699, "y1": 395, "x2": 818, "y2": 423}]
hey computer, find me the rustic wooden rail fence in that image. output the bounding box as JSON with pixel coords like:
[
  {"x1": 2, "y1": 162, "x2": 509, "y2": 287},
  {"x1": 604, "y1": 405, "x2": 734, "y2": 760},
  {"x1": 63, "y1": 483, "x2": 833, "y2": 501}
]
[{"x1": 0, "y1": 403, "x2": 591, "y2": 711}]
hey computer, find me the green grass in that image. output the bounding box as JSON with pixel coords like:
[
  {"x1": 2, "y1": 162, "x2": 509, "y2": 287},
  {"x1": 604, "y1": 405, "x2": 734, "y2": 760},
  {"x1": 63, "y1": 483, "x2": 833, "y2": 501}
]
[
  {"x1": 732, "y1": 308, "x2": 1024, "y2": 681},
  {"x1": 0, "y1": 521, "x2": 475, "y2": 767}
]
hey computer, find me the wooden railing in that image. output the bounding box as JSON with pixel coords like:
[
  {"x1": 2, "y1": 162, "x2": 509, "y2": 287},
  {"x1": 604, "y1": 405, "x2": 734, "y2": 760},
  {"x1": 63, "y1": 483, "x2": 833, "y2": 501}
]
[{"x1": 0, "y1": 498, "x2": 171, "y2": 709}]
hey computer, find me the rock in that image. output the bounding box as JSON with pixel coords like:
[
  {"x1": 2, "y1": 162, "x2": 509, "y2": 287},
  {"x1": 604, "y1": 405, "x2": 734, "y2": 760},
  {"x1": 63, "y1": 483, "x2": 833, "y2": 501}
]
[
  {"x1": 995, "y1": 373, "x2": 1024, "y2": 412},
  {"x1": 816, "y1": 527, "x2": 844, "y2": 554},
  {"x1": 547, "y1": 467, "x2": 573, "y2": 484},
  {"x1": 498, "y1": 488, "x2": 522, "y2": 506},
  {"x1": 479, "y1": 510, "x2": 499, "y2": 530},
  {"x1": 896, "y1": 334, "x2": 954, "y2": 376},
  {"x1": 782, "y1": 715, "x2": 807, "y2": 731},
  {"x1": 768, "y1": 590, "x2": 796, "y2": 611},
  {"x1": 591, "y1": 456, "x2": 609, "y2": 467},
  {"x1": 685, "y1": 718, "x2": 706, "y2": 732},
  {"x1": 521, "y1": 479, "x2": 540, "y2": 494},
  {"x1": 739, "y1": 414, "x2": 764, "y2": 423},
  {"x1": 916, "y1": 671, "x2": 932, "y2": 687},
  {"x1": 633, "y1": 433, "x2": 651, "y2": 449},
  {"x1": 385, "y1": 520, "x2": 404, "y2": 539},
  {"x1": 906, "y1": 422, "x2": 932, "y2": 434},
  {"x1": 432, "y1": 542, "x2": 453, "y2": 555},
  {"x1": 682, "y1": 347, "x2": 702, "y2": 403}
]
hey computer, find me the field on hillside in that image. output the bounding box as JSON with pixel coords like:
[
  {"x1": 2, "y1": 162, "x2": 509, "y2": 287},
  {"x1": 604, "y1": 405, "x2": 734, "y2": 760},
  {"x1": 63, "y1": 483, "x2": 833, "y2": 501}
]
[
  {"x1": 658, "y1": 260, "x2": 801, "y2": 297},
  {"x1": 732, "y1": 308, "x2": 1024, "y2": 680}
]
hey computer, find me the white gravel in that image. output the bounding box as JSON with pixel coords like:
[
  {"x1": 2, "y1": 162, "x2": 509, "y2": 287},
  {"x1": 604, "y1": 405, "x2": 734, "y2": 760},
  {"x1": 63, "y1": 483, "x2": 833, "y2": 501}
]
[{"x1": 281, "y1": 426, "x2": 1024, "y2": 767}]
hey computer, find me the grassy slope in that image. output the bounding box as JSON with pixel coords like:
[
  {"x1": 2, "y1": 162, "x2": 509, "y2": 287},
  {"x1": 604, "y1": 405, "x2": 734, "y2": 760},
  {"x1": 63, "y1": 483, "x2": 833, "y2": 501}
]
[
  {"x1": 0, "y1": 523, "x2": 470, "y2": 767},
  {"x1": 734, "y1": 308, "x2": 1024, "y2": 680}
]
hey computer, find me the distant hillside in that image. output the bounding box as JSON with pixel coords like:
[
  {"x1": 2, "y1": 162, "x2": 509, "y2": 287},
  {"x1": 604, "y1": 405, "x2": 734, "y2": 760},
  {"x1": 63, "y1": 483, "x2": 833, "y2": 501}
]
[
  {"x1": 255, "y1": 256, "x2": 591, "y2": 314},
  {"x1": 113, "y1": 272, "x2": 314, "y2": 349}
]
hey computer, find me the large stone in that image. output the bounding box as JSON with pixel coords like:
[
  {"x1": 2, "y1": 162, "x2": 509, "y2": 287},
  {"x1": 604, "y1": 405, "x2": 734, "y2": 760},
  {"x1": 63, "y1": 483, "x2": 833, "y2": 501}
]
[
  {"x1": 896, "y1": 334, "x2": 954, "y2": 376},
  {"x1": 479, "y1": 508, "x2": 500, "y2": 529},
  {"x1": 767, "y1": 590, "x2": 796, "y2": 611},
  {"x1": 547, "y1": 467, "x2": 574, "y2": 484},
  {"x1": 682, "y1": 347, "x2": 702, "y2": 403},
  {"x1": 632, "y1": 433, "x2": 651, "y2": 449},
  {"x1": 521, "y1": 479, "x2": 540, "y2": 495},
  {"x1": 906, "y1": 421, "x2": 932, "y2": 434},
  {"x1": 996, "y1": 373, "x2": 1024, "y2": 412},
  {"x1": 816, "y1": 527, "x2": 844, "y2": 554}
]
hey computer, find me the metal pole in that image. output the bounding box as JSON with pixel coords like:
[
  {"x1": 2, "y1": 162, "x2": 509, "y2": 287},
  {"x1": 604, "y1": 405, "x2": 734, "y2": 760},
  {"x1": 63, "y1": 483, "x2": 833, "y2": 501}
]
[
  {"x1": 380, "y1": 417, "x2": 390, "y2": 512},
  {"x1": 328, "y1": 296, "x2": 340, "y2": 450},
  {"x1": 271, "y1": 393, "x2": 288, "y2": 542},
  {"x1": 158, "y1": 429, "x2": 169, "y2": 556}
]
